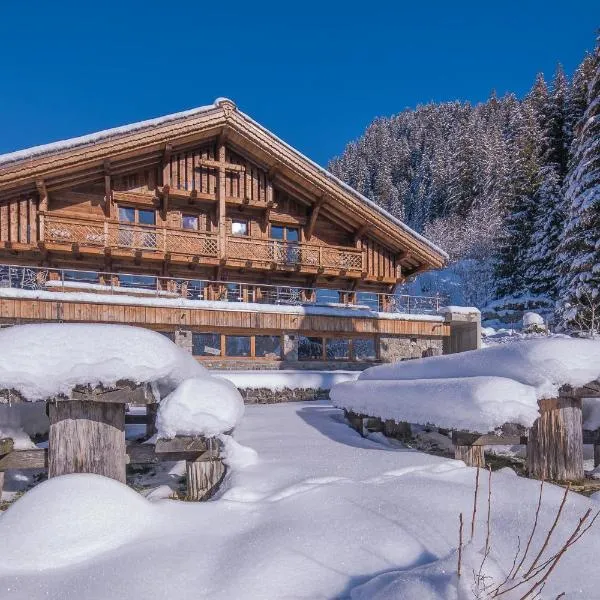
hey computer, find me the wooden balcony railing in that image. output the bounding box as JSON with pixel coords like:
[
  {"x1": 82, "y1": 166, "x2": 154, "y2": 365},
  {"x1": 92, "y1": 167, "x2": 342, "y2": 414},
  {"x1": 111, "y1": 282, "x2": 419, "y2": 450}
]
[
  {"x1": 226, "y1": 237, "x2": 364, "y2": 271},
  {"x1": 43, "y1": 215, "x2": 219, "y2": 258}
]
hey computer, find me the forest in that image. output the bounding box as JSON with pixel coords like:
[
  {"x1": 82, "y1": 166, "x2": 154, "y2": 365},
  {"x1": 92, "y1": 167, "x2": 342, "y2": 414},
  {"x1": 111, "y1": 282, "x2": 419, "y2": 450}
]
[{"x1": 329, "y1": 36, "x2": 600, "y2": 329}]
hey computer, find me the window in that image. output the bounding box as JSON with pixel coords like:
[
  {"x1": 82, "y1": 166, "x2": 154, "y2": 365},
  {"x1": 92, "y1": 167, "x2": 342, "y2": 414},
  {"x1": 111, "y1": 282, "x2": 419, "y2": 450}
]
[
  {"x1": 298, "y1": 336, "x2": 323, "y2": 360},
  {"x1": 63, "y1": 270, "x2": 100, "y2": 284},
  {"x1": 182, "y1": 279, "x2": 206, "y2": 300},
  {"x1": 192, "y1": 333, "x2": 221, "y2": 356},
  {"x1": 255, "y1": 335, "x2": 282, "y2": 359},
  {"x1": 118, "y1": 206, "x2": 156, "y2": 248},
  {"x1": 356, "y1": 292, "x2": 380, "y2": 311},
  {"x1": 119, "y1": 274, "x2": 157, "y2": 292},
  {"x1": 315, "y1": 289, "x2": 340, "y2": 305},
  {"x1": 326, "y1": 338, "x2": 350, "y2": 360},
  {"x1": 182, "y1": 215, "x2": 199, "y2": 230},
  {"x1": 353, "y1": 338, "x2": 377, "y2": 361},
  {"x1": 270, "y1": 225, "x2": 299, "y2": 241},
  {"x1": 226, "y1": 335, "x2": 251, "y2": 357},
  {"x1": 231, "y1": 220, "x2": 248, "y2": 236}
]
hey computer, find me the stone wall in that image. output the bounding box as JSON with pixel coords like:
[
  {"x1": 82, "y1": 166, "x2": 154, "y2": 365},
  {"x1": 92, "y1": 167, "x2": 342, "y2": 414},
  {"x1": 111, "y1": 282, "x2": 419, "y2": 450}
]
[
  {"x1": 379, "y1": 336, "x2": 443, "y2": 362},
  {"x1": 199, "y1": 359, "x2": 369, "y2": 371},
  {"x1": 239, "y1": 387, "x2": 330, "y2": 404}
]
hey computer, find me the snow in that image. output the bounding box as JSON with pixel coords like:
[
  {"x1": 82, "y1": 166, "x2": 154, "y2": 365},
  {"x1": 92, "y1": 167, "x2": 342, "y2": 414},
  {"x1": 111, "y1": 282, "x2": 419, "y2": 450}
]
[
  {"x1": 0, "y1": 324, "x2": 206, "y2": 401},
  {"x1": 0, "y1": 286, "x2": 446, "y2": 322},
  {"x1": 522, "y1": 311, "x2": 545, "y2": 329},
  {"x1": 0, "y1": 474, "x2": 155, "y2": 571},
  {"x1": 0, "y1": 404, "x2": 48, "y2": 449},
  {"x1": 331, "y1": 338, "x2": 600, "y2": 431},
  {"x1": 156, "y1": 377, "x2": 244, "y2": 439},
  {"x1": 0, "y1": 104, "x2": 216, "y2": 167},
  {"x1": 213, "y1": 369, "x2": 360, "y2": 390},
  {"x1": 0, "y1": 402, "x2": 598, "y2": 599},
  {"x1": 438, "y1": 305, "x2": 480, "y2": 315},
  {"x1": 331, "y1": 376, "x2": 539, "y2": 431}
]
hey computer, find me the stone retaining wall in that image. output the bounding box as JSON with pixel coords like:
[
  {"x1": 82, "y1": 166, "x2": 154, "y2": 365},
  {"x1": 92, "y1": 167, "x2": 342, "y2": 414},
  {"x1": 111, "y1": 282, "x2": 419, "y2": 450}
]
[{"x1": 239, "y1": 387, "x2": 330, "y2": 404}]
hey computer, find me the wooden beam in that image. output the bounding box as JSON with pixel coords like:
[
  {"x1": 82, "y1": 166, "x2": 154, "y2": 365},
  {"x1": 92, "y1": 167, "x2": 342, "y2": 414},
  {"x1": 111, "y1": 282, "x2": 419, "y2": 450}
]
[
  {"x1": 197, "y1": 158, "x2": 244, "y2": 172},
  {"x1": 217, "y1": 139, "x2": 227, "y2": 260},
  {"x1": 305, "y1": 196, "x2": 326, "y2": 241},
  {"x1": 354, "y1": 223, "x2": 370, "y2": 244},
  {"x1": 103, "y1": 160, "x2": 112, "y2": 218},
  {"x1": 161, "y1": 143, "x2": 172, "y2": 187},
  {"x1": 36, "y1": 180, "x2": 48, "y2": 243}
]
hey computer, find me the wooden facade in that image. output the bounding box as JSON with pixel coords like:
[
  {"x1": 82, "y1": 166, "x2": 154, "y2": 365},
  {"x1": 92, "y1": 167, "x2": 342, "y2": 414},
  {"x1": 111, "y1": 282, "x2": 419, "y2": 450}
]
[{"x1": 0, "y1": 99, "x2": 448, "y2": 366}]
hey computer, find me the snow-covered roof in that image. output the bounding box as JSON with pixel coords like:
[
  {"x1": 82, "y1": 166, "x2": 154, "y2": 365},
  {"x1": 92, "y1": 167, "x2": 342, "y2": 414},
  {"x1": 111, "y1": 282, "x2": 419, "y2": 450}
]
[
  {"x1": 0, "y1": 103, "x2": 217, "y2": 168},
  {"x1": 0, "y1": 98, "x2": 447, "y2": 262}
]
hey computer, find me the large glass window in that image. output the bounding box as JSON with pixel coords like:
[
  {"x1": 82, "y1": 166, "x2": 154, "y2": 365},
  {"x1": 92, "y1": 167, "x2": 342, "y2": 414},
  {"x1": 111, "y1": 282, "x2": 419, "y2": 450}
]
[
  {"x1": 119, "y1": 274, "x2": 157, "y2": 291},
  {"x1": 315, "y1": 288, "x2": 340, "y2": 305},
  {"x1": 270, "y1": 225, "x2": 299, "y2": 241},
  {"x1": 192, "y1": 333, "x2": 221, "y2": 356},
  {"x1": 119, "y1": 207, "x2": 135, "y2": 223},
  {"x1": 226, "y1": 335, "x2": 251, "y2": 357},
  {"x1": 326, "y1": 338, "x2": 350, "y2": 360},
  {"x1": 255, "y1": 335, "x2": 281, "y2": 359},
  {"x1": 138, "y1": 209, "x2": 156, "y2": 226},
  {"x1": 353, "y1": 338, "x2": 377, "y2": 361},
  {"x1": 356, "y1": 291, "x2": 380, "y2": 311},
  {"x1": 231, "y1": 220, "x2": 248, "y2": 236},
  {"x1": 298, "y1": 336, "x2": 323, "y2": 360}
]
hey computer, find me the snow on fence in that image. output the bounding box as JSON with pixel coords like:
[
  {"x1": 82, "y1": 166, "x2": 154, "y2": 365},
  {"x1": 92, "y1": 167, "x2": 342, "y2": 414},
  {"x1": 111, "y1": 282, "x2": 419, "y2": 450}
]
[
  {"x1": 332, "y1": 338, "x2": 600, "y2": 482},
  {"x1": 0, "y1": 324, "x2": 245, "y2": 501}
]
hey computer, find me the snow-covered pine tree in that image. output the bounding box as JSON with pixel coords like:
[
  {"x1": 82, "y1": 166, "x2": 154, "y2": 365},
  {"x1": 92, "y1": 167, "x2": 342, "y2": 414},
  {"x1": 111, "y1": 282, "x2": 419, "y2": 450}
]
[{"x1": 557, "y1": 37, "x2": 600, "y2": 332}]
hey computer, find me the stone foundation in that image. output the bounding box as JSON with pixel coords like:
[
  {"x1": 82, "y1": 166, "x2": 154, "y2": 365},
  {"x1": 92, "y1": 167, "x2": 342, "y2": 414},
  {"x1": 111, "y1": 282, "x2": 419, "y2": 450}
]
[
  {"x1": 239, "y1": 387, "x2": 330, "y2": 404},
  {"x1": 379, "y1": 336, "x2": 443, "y2": 362}
]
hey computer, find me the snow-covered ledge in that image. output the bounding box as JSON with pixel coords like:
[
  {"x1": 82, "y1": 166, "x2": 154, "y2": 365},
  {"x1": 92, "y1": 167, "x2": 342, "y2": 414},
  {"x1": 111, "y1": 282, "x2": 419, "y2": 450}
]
[{"x1": 438, "y1": 306, "x2": 481, "y2": 353}]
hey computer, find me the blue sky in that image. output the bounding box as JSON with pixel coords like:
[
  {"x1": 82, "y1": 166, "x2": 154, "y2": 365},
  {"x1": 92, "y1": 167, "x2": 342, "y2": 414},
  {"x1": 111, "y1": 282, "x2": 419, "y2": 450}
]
[{"x1": 0, "y1": 1, "x2": 597, "y2": 166}]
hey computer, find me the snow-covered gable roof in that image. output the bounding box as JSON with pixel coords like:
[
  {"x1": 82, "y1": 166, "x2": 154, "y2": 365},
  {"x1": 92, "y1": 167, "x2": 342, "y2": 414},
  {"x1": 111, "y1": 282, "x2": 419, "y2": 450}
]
[{"x1": 0, "y1": 98, "x2": 447, "y2": 265}]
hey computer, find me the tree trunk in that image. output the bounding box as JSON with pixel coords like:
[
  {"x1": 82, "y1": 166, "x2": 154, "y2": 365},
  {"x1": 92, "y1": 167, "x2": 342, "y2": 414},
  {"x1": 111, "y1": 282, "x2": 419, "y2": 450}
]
[
  {"x1": 48, "y1": 400, "x2": 126, "y2": 482},
  {"x1": 527, "y1": 397, "x2": 583, "y2": 482},
  {"x1": 454, "y1": 444, "x2": 485, "y2": 468},
  {"x1": 186, "y1": 457, "x2": 225, "y2": 501}
]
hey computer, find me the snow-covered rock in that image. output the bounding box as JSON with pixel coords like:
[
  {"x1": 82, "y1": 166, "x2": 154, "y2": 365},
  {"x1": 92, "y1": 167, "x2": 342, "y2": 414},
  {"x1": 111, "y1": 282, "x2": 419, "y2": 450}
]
[
  {"x1": 156, "y1": 377, "x2": 244, "y2": 439},
  {"x1": 522, "y1": 311, "x2": 546, "y2": 332},
  {"x1": 0, "y1": 324, "x2": 206, "y2": 401}
]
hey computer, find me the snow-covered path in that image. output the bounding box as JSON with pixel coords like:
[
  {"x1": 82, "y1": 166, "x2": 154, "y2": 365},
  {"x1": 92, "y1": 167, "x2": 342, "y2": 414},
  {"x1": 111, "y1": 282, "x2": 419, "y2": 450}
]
[{"x1": 1, "y1": 402, "x2": 599, "y2": 599}]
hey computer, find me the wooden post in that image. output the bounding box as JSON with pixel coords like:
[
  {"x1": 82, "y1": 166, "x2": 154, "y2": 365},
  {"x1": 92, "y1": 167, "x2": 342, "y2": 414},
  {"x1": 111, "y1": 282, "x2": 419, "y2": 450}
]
[
  {"x1": 594, "y1": 442, "x2": 600, "y2": 469},
  {"x1": 146, "y1": 404, "x2": 158, "y2": 438},
  {"x1": 454, "y1": 445, "x2": 485, "y2": 468},
  {"x1": 527, "y1": 397, "x2": 583, "y2": 482},
  {"x1": 186, "y1": 454, "x2": 225, "y2": 501},
  {"x1": 48, "y1": 400, "x2": 126, "y2": 483}
]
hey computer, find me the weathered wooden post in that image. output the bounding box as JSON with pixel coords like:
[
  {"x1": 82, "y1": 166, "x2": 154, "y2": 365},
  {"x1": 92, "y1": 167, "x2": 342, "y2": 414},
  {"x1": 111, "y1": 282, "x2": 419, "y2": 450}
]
[
  {"x1": 48, "y1": 400, "x2": 126, "y2": 482},
  {"x1": 527, "y1": 395, "x2": 584, "y2": 482},
  {"x1": 184, "y1": 438, "x2": 225, "y2": 501},
  {"x1": 0, "y1": 438, "x2": 14, "y2": 499},
  {"x1": 146, "y1": 404, "x2": 158, "y2": 438},
  {"x1": 452, "y1": 431, "x2": 485, "y2": 468}
]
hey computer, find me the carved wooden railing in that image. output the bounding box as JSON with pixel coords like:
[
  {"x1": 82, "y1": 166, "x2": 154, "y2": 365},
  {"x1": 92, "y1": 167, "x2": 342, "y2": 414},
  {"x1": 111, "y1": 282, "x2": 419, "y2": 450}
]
[
  {"x1": 226, "y1": 237, "x2": 364, "y2": 271},
  {"x1": 44, "y1": 215, "x2": 219, "y2": 258}
]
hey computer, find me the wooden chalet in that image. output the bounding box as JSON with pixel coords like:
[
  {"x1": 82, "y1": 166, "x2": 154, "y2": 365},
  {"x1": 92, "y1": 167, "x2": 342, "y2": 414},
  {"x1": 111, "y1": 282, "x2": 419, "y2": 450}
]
[{"x1": 0, "y1": 98, "x2": 458, "y2": 369}]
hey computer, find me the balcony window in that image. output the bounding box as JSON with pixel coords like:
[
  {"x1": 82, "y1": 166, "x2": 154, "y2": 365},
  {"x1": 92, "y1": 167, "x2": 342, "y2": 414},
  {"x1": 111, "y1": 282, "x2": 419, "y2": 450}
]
[
  {"x1": 193, "y1": 332, "x2": 221, "y2": 356},
  {"x1": 117, "y1": 206, "x2": 157, "y2": 248},
  {"x1": 182, "y1": 215, "x2": 199, "y2": 230},
  {"x1": 356, "y1": 291, "x2": 380, "y2": 311},
  {"x1": 119, "y1": 274, "x2": 157, "y2": 292},
  {"x1": 315, "y1": 288, "x2": 340, "y2": 305},
  {"x1": 138, "y1": 209, "x2": 156, "y2": 226},
  {"x1": 298, "y1": 336, "x2": 323, "y2": 361},
  {"x1": 326, "y1": 338, "x2": 350, "y2": 360},
  {"x1": 226, "y1": 335, "x2": 251, "y2": 357},
  {"x1": 231, "y1": 220, "x2": 248, "y2": 236},
  {"x1": 353, "y1": 338, "x2": 377, "y2": 361},
  {"x1": 255, "y1": 335, "x2": 282, "y2": 359},
  {"x1": 270, "y1": 225, "x2": 299, "y2": 242}
]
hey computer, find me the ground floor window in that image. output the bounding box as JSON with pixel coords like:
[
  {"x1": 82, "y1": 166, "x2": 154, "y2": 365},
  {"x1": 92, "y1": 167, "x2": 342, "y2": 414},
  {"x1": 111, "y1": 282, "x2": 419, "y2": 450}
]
[
  {"x1": 298, "y1": 336, "x2": 324, "y2": 360},
  {"x1": 193, "y1": 333, "x2": 221, "y2": 356},
  {"x1": 326, "y1": 338, "x2": 350, "y2": 360},
  {"x1": 256, "y1": 335, "x2": 282, "y2": 359},
  {"x1": 226, "y1": 335, "x2": 251, "y2": 357},
  {"x1": 353, "y1": 338, "x2": 377, "y2": 361}
]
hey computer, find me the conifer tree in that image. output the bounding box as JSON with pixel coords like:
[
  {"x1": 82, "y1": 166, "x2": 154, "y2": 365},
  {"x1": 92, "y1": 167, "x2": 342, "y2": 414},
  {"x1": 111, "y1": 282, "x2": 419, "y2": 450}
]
[{"x1": 558, "y1": 38, "x2": 600, "y2": 331}]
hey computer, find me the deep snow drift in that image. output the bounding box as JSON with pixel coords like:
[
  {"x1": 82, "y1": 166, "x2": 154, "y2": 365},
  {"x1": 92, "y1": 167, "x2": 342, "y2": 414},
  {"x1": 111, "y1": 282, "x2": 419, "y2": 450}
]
[
  {"x1": 331, "y1": 338, "x2": 600, "y2": 431},
  {"x1": 0, "y1": 323, "x2": 207, "y2": 401},
  {"x1": 157, "y1": 376, "x2": 245, "y2": 438},
  {"x1": 0, "y1": 402, "x2": 598, "y2": 599}
]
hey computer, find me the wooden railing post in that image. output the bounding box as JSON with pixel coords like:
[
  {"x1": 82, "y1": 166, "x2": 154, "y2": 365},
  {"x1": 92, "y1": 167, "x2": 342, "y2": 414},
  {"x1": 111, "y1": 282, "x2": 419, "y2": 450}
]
[{"x1": 527, "y1": 396, "x2": 584, "y2": 482}]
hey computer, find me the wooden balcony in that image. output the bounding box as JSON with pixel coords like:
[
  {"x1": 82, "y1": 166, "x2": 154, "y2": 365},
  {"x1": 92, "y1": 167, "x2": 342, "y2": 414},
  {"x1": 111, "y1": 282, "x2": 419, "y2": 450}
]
[
  {"x1": 226, "y1": 237, "x2": 364, "y2": 272},
  {"x1": 43, "y1": 215, "x2": 219, "y2": 258},
  {"x1": 40, "y1": 215, "x2": 364, "y2": 274}
]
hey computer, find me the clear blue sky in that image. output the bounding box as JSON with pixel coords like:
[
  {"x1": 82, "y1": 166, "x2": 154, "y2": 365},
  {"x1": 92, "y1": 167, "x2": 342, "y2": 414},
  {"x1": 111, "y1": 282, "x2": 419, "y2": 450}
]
[{"x1": 0, "y1": 1, "x2": 597, "y2": 166}]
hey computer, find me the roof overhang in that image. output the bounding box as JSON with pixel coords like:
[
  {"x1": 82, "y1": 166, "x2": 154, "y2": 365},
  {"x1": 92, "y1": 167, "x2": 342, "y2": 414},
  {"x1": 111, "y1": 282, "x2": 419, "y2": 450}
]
[{"x1": 0, "y1": 98, "x2": 448, "y2": 270}]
